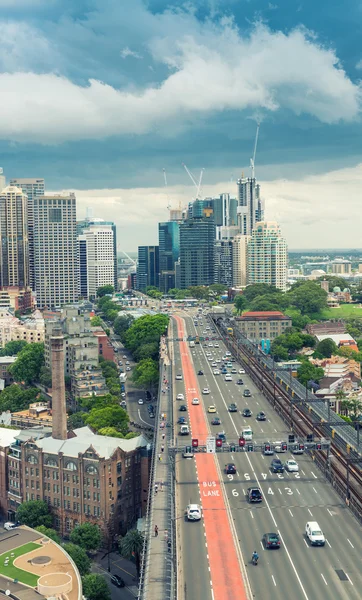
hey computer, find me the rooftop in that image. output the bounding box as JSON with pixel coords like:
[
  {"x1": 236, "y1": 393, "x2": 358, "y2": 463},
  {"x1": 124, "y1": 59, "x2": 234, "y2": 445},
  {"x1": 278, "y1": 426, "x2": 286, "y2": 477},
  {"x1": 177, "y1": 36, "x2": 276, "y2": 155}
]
[
  {"x1": 237, "y1": 311, "x2": 290, "y2": 321},
  {"x1": 315, "y1": 333, "x2": 356, "y2": 344},
  {"x1": 35, "y1": 426, "x2": 149, "y2": 459}
]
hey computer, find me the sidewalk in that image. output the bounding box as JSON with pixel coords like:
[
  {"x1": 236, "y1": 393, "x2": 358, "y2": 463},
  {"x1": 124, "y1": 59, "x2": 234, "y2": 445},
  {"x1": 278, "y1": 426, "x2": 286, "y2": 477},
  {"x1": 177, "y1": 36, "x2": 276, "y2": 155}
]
[{"x1": 141, "y1": 335, "x2": 175, "y2": 600}]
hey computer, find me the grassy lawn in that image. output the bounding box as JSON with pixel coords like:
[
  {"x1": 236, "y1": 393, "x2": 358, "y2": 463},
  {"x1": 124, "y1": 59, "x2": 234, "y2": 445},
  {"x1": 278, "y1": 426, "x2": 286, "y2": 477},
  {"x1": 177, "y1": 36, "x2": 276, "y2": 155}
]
[
  {"x1": 285, "y1": 304, "x2": 362, "y2": 321},
  {"x1": 0, "y1": 542, "x2": 41, "y2": 586}
]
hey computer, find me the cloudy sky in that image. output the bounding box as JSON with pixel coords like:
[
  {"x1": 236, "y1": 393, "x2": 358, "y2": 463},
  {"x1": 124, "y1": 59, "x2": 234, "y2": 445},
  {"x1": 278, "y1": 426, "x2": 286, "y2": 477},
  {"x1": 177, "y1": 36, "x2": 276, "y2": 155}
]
[{"x1": 1, "y1": 0, "x2": 362, "y2": 250}]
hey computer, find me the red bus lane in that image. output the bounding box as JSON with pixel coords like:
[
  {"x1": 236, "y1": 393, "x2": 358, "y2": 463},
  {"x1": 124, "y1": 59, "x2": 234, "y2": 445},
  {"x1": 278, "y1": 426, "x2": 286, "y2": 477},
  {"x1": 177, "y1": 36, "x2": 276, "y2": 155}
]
[{"x1": 175, "y1": 316, "x2": 247, "y2": 600}]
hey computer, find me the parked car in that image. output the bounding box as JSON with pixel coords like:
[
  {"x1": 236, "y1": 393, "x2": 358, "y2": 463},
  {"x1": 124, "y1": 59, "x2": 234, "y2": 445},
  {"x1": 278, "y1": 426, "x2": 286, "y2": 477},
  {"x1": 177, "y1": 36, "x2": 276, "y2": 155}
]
[{"x1": 111, "y1": 575, "x2": 125, "y2": 588}]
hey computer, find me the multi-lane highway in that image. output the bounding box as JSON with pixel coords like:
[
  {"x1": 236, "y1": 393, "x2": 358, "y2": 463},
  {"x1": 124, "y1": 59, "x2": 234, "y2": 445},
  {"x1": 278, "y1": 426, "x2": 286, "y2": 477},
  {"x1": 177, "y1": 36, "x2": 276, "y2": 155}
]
[{"x1": 172, "y1": 309, "x2": 362, "y2": 600}]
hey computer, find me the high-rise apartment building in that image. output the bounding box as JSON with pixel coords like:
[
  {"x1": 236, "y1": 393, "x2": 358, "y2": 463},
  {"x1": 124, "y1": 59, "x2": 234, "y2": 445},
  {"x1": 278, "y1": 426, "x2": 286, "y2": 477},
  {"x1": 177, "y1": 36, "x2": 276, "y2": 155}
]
[
  {"x1": 232, "y1": 234, "x2": 250, "y2": 287},
  {"x1": 190, "y1": 195, "x2": 237, "y2": 227},
  {"x1": 10, "y1": 179, "x2": 45, "y2": 290},
  {"x1": 214, "y1": 240, "x2": 233, "y2": 287},
  {"x1": 77, "y1": 215, "x2": 117, "y2": 291},
  {"x1": 137, "y1": 246, "x2": 159, "y2": 291},
  {"x1": 0, "y1": 168, "x2": 5, "y2": 192},
  {"x1": 0, "y1": 186, "x2": 29, "y2": 288},
  {"x1": 247, "y1": 221, "x2": 287, "y2": 291},
  {"x1": 179, "y1": 213, "x2": 215, "y2": 288},
  {"x1": 158, "y1": 221, "x2": 180, "y2": 293},
  {"x1": 77, "y1": 223, "x2": 115, "y2": 299},
  {"x1": 237, "y1": 177, "x2": 264, "y2": 235},
  {"x1": 33, "y1": 194, "x2": 78, "y2": 309}
]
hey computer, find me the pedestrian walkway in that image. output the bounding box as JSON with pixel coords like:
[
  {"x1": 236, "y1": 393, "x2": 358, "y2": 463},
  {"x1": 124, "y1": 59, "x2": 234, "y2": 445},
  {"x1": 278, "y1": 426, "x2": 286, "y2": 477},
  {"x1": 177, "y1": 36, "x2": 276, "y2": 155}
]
[{"x1": 139, "y1": 334, "x2": 175, "y2": 600}]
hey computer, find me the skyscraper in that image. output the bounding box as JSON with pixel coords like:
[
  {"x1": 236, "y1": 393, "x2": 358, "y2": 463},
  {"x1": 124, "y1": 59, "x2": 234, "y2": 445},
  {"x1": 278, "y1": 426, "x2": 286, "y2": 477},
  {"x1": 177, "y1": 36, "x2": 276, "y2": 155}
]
[
  {"x1": 9, "y1": 178, "x2": 45, "y2": 290},
  {"x1": 77, "y1": 223, "x2": 115, "y2": 299},
  {"x1": 214, "y1": 240, "x2": 233, "y2": 287},
  {"x1": 179, "y1": 212, "x2": 215, "y2": 288},
  {"x1": 77, "y1": 215, "x2": 117, "y2": 290},
  {"x1": 33, "y1": 193, "x2": 78, "y2": 309},
  {"x1": 0, "y1": 168, "x2": 5, "y2": 192},
  {"x1": 232, "y1": 234, "x2": 250, "y2": 287},
  {"x1": 137, "y1": 246, "x2": 159, "y2": 291},
  {"x1": 189, "y1": 195, "x2": 237, "y2": 227},
  {"x1": 237, "y1": 177, "x2": 264, "y2": 235},
  {"x1": 247, "y1": 221, "x2": 287, "y2": 291},
  {"x1": 0, "y1": 186, "x2": 29, "y2": 288},
  {"x1": 158, "y1": 221, "x2": 180, "y2": 293}
]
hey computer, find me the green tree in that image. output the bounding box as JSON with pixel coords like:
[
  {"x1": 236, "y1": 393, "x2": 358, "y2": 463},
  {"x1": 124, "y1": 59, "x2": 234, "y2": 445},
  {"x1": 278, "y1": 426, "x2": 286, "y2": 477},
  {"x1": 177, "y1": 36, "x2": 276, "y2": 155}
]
[
  {"x1": 63, "y1": 543, "x2": 91, "y2": 576},
  {"x1": 68, "y1": 412, "x2": 86, "y2": 429},
  {"x1": 340, "y1": 396, "x2": 362, "y2": 419},
  {"x1": 98, "y1": 427, "x2": 125, "y2": 438},
  {"x1": 317, "y1": 275, "x2": 348, "y2": 292},
  {"x1": 243, "y1": 284, "x2": 279, "y2": 303},
  {"x1": 0, "y1": 340, "x2": 28, "y2": 356},
  {"x1": 288, "y1": 282, "x2": 328, "y2": 315},
  {"x1": 39, "y1": 366, "x2": 52, "y2": 388},
  {"x1": 133, "y1": 342, "x2": 159, "y2": 362},
  {"x1": 17, "y1": 500, "x2": 52, "y2": 528},
  {"x1": 187, "y1": 286, "x2": 210, "y2": 300},
  {"x1": 35, "y1": 526, "x2": 61, "y2": 544},
  {"x1": 114, "y1": 314, "x2": 134, "y2": 337},
  {"x1": 70, "y1": 523, "x2": 102, "y2": 551},
  {"x1": 119, "y1": 529, "x2": 144, "y2": 579},
  {"x1": 80, "y1": 393, "x2": 119, "y2": 412},
  {"x1": 97, "y1": 285, "x2": 114, "y2": 298},
  {"x1": 270, "y1": 344, "x2": 289, "y2": 361},
  {"x1": 234, "y1": 294, "x2": 247, "y2": 315},
  {"x1": 104, "y1": 309, "x2": 118, "y2": 323},
  {"x1": 125, "y1": 431, "x2": 139, "y2": 439},
  {"x1": 296, "y1": 362, "x2": 324, "y2": 386},
  {"x1": 85, "y1": 405, "x2": 129, "y2": 435},
  {"x1": 132, "y1": 358, "x2": 159, "y2": 392},
  {"x1": 91, "y1": 316, "x2": 103, "y2": 327},
  {"x1": 82, "y1": 574, "x2": 111, "y2": 600},
  {"x1": 123, "y1": 314, "x2": 168, "y2": 354},
  {"x1": 101, "y1": 360, "x2": 118, "y2": 372},
  {"x1": 209, "y1": 284, "x2": 227, "y2": 296},
  {"x1": 167, "y1": 288, "x2": 180, "y2": 298},
  {"x1": 9, "y1": 343, "x2": 45, "y2": 384},
  {"x1": 250, "y1": 292, "x2": 290, "y2": 312},
  {"x1": 291, "y1": 313, "x2": 311, "y2": 330},
  {"x1": 0, "y1": 385, "x2": 39, "y2": 412},
  {"x1": 315, "y1": 338, "x2": 338, "y2": 358}
]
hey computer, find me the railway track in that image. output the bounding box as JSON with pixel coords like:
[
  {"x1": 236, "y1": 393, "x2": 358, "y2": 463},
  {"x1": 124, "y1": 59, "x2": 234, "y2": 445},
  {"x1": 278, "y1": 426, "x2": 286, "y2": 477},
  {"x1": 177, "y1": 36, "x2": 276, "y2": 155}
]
[{"x1": 213, "y1": 318, "x2": 362, "y2": 524}]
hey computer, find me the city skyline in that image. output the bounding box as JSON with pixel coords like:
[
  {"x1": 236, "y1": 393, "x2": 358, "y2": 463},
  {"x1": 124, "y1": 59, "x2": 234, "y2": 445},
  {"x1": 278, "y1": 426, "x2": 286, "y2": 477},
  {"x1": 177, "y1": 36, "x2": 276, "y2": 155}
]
[{"x1": 0, "y1": 1, "x2": 362, "y2": 249}]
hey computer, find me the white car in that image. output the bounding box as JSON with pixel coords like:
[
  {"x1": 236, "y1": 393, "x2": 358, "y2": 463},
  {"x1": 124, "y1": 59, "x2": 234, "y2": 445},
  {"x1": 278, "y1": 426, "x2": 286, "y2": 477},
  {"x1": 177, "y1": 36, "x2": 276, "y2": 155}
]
[
  {"x1": 215, "y1": 359, "x2": 221, "y2": 363},
  {"x1": 239, "y1": 369, "x2": 246, "y2": 374},
  {"x1": 285, "y1": 459, "x2": 299, "y2": 472},
  {"x1": 138, "y1": 399, "x2": 144, "y2": 405},
  {"x1": 213, "y1": 370, "x2": 220, "y2": 375},
  {"x1": 186, "y1": 504, "x2": 202, "y2": 521},
  {"x1": 214, "y1": 343, "x2": 219, "y2": 348},
  {"x1": 126, "y1": 366, "x2": 131, "y2": 372},
  {"x1": 274, "y1": 441, "x2": 287, "y2": 453},
  {"x1": 208, "y1": 343, "x2": 213, "y2": 347},
  {"x1": 211, "y1": 362, "x2": 217, "y2": 367},
  {"x1": 225, "y1": 374, "x2": 232, "y2": 382},
  {"x1": 3, "y1": 522, "x2": 17, "y2": 531},
  {"x1": 202, "y1": 388, "x2": 210, "y2": 394},
  {"x1": 176, "y1": 393, "x2": 184, "y2": 401},
  {"x1": 123, "y1": 354, "x2": 127, "y2": 359},
  {"x1": 121, "y1": 392, "x2": 126, "y2": 398},
  {"x1": 206, "y1": 352, "x2": 212, "y2": 356},
  {"x1": 176, "y1": 374, "x2": 183, "y2": 380},
  {"x1": 192, "y1": 398, "x2": 200, "y2": 405},
  {"x1": 125, "y1": 361, "x2": 130, "y2": 365},
  {"x1": 305, "y1": 521, "x2": 325, "y2": 546}
]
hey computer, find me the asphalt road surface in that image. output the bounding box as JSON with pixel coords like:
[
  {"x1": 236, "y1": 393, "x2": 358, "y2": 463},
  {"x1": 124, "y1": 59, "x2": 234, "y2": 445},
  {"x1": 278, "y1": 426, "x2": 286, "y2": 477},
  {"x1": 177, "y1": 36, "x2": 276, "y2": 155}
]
[{"x1": 172, "y1": 310, "x2": 362, "y2": 600}]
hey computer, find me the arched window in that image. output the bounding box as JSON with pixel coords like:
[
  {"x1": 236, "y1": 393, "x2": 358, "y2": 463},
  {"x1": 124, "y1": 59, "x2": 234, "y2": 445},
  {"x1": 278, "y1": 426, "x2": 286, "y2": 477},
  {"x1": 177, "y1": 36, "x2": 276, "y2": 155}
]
[
  {"x1": 45, "y1": 458, "x2": 58, "y2": 467},
  {"x1": 27, "y1": 454, "x2": 38, "y2": 464},
  {"x1": 65, "y1": 461, "x2": 77, "y2": 471},
  {"x1": 86, "y1": 464, "x2": 98, "y2": 475}
]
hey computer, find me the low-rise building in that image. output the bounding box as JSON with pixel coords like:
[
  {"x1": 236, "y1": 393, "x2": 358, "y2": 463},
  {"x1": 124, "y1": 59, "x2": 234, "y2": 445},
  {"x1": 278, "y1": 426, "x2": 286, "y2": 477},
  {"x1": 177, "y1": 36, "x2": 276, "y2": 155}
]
[
  {"x1": 93, "y1": 329, "x2": 115, "y2": 362},
  {"x1": 235, "y1": 311, "x2": 292, "y2": 342},
  {"x1": 0, "y1": 309, "x2": 44, "y2": 347},
  {"x1": 315, "y1": 333, "x2": 358, "y2": 352},
  {"x1": 0, "y1": 356, "x2": 16, "y2": 386},
  {"x1": 0, "y1": 286, "x2": 34, "y2": 312},
  {"x1": 311, "y1": 355, "x2": 361, "y2": 380},
  {"x1": 11, "y1": 402, "x2": 53, "y2": 429}
]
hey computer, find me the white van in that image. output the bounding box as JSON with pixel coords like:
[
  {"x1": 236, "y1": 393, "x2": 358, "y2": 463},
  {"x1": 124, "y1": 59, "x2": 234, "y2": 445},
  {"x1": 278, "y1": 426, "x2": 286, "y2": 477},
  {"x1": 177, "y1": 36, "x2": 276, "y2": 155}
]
[
  {"x1": 180, "y1": 424, "x2": 190, "y2": 436},
  {"x1": 4, "y1": 522, "x2": 17, "y2": 531},
  {"x1": 305, "y1": 522, "x2": 325, "y2": 546},
  {"x1": 242, "y1": 427, "x2": 253, "y2": 441}
]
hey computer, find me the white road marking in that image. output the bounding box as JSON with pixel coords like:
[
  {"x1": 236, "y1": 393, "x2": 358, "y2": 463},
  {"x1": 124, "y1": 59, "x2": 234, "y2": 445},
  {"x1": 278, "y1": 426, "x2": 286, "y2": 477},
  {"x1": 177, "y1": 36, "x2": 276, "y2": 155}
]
[
  {"x1": 321, "y1": 574, "x2": 328, "y2": 586},
  {"x1": 250, "y1": 512, "x2": 254, "y2": 519},
  {"x1": 346, "y1": 574, "x2": 354, "y2": 586},
  {"x1": 308, "y1": 509, "x2": 313, "y2": 516},
  {"x1": 325, "y1": 539, "x2": 331, "y2": 548},
  {"x1": 327, "y1": 509, "x2": 333, "y2": 517},
  {"x1": 303, "y1": 539, "x2": 309, "y2": 548},
  {"x1": 277, "y1": 530, "x2": 310, "y2": 599},
  {"x1": 301, "y1": 470, "x2": 306, "y2": 476},
  {"x1": 311, "y1": 471, "x2": 317, "y2": 479},
  {"x1": 296, "y1": 489, "x2": 301, "y2": 495},
  {"x1": 312, "y1": 487, "x2": 317, "y2": 493},
  {"x1": 260, "y1": 541, "x2": 265, "y2": 551},
  {"x1": 347, "y1": 538, "x2": 354, "y2": 548},
  {"x1": 289, "y1": 509, "x2": 294, "y2": 517},
  {"x1": 271, "y1": 575, "x2": 277, "y2": 587}
]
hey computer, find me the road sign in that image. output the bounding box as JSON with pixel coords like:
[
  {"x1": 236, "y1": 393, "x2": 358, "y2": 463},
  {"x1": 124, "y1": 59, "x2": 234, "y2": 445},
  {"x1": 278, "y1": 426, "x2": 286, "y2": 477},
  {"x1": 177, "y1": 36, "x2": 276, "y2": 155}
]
[{"x1": 206, "y1": 436, "x2": 216, "y2": 453}]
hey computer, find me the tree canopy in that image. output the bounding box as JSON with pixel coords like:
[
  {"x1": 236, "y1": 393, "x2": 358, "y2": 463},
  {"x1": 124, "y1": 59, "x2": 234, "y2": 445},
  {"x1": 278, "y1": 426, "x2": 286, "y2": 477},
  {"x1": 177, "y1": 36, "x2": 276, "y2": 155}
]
[
  {"x1": 63, "y1": 543, "x2": 91, "y2": 576},
  {"x1": 288, "y1": 282, "x2": 328, "y2": 315},
  {"x1": 35, "y1": 526, "x2": 61, "y2": 544},
  {"x1": 119, "y1": 529, "x2": 144, "y2": 579},
  {"x1": 315, "y1": 338, "x2": 338, "y2": 358},
  {"x1": 0, "y1": 340, "x2": 28, "y2": 357},
  {"x1": 9, "y1": 343, "x2": 45, "y2": 384},
  {"x1": 296, "y1": 361, "x2": 324, "y2": 387},
  {"x1": 113, "y1": 314, "x2": 134, "y2": 337},
  {"x1": 0, "y1": 385, "x2": 39, "y2": 413},
  {"x1": 243, "y1": 284, "x2": 280, "y2": 303},
  {"x1": 234, "y1": 294, "x2": 247, "y2": 315},
  {"x1": 85, "y1": 405, "x2": 129, "y2": 435},
  {"x1": 123, "y1": 314, "x2": 168, "y2": 355},
  {"x1": 82, "y1": 574, "x2": 111, "y2": 600},
  {"x1": 70, "y1": 523, "x2": 102, "y2": 551},
  {"x1": 132, "y1": 358, "x2": 159, "y2": 392},
  {"x1": 97, "y1": 285, "x2": 114, "y2": 297},
  {"x1": 17, "y1": 500, "x2": 52, "y2": 528}
]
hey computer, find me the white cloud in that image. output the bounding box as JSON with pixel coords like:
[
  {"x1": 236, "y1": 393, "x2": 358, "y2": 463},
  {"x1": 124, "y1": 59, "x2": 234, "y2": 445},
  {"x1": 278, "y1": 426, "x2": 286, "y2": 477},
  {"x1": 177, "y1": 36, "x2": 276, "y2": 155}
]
[
  {"x1": 0, "y1": 22, "x2": 360, "y2": 143},
  {"x1": 120, "y1": 47, "x2": 143, "y2": 59},
  {"x1": 69, "y1": 162, "x2": 362, "y2": 251},
  {"x1": 356, "y1": 59, "x2": 362, "y2": 70}
]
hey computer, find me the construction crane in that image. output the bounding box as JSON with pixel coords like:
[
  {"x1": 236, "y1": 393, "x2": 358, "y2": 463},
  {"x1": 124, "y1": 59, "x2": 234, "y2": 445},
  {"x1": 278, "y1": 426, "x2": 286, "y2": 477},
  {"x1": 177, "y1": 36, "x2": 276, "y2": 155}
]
[
  {"x1": 250, "y1": 122, "x2": 260, "y2": 180},
  {"x1": 117, "y1": 245, "x2": 137, "y2": 266},
  {"x1": 182, "y1": 163, "x2": 205, "y2": 199},
  {"x1": 163, "y1": 168, "x2": 171, "y2": 211}
]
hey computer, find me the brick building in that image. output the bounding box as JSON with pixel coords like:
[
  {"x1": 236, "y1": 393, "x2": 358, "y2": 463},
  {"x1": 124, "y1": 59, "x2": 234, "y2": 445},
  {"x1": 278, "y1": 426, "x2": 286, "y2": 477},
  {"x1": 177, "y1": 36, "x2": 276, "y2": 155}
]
[
  {"x1": 235, "y1": 311, "x2": 292, "y2": 342},
  {"x1": 93, "y1": 330, "x2": 115, "y2": 362}
]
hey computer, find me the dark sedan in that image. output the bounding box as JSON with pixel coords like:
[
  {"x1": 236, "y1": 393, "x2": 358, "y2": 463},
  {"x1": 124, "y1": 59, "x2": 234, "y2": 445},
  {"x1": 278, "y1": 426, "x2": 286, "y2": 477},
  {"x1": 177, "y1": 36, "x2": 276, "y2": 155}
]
[
  {"x1": 263, "y1": 532, "x2": 281, "y2": 549},
  {"x1": 256, "y1": 412, "x2": 266, "y2": 421},
  {"x1": 225, "y1": 463, "x2": 236, "y2": 474},
  {"x1": 242, "y1": 408, "x2": 252, "y2": 417},
  {"x1": 270, "y1": 458, "x2": 284, "y2": 473},
  {"x1": 236, "y1": 379, "x2": 244, "y2": 385},
  {"x1": 177, "y1": 416, "x2": 186, "y2": 424},
  {"x1": 211, "y1": 417, "x2": 221, "y2": 425},
  {"x1": 179, "y1": 405, "x2": 188, "y2": 412},
  {"x1": 198, "y1": 370, "x2": 204, "y2": 375},
  {"x1": 228, "y1": 403, "x2": 238, "y2": 412}
]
